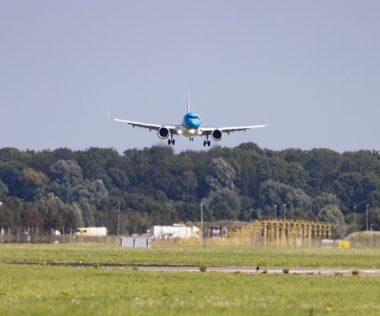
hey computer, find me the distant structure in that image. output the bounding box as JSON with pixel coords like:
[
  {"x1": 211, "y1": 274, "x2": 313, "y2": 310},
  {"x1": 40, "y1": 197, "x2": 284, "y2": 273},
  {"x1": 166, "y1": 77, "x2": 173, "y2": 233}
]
[
  {"x1": 230, "y1": 220, "x2": 333, "y2": 246},
  {"x1": 149, "y1": 224, "x2": 199, "y2": 240},
  {"x1": 208, "y1": 225, "x2": 228, "y2": 238}
]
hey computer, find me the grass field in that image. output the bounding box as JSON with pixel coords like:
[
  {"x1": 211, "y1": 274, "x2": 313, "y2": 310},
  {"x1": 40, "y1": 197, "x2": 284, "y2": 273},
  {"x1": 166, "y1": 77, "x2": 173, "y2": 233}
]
[
  {"x1": 1, "y1": 264, "x2": 380, "y2": 316},
  {"x1": 1, "y1": 243, "x2": 380, "y2": 315},
  {"x1": 1, "y1": 243, "x2": 380, "y2": 268}
]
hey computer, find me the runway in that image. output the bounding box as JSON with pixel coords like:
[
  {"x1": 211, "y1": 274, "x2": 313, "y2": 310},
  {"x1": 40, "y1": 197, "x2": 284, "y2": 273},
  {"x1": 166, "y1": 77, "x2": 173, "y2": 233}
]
[
  {"x1": 136, "y1": 265, "x2": 380, "y2": 276},
  {"x1": 12, "y1": 262, "x2": 380, "y2": 276}
]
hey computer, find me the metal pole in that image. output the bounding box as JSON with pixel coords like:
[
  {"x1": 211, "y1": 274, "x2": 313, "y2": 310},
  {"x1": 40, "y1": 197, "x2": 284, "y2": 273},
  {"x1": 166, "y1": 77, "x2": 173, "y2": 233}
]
[
  {"x1": 366, "y1": 204, "x2": 370, "y2": 231},
  {"x1": 200, "y1": 202, "x2": 204, "y2": 240},
  {"x1": 117, "y1": 201, "x2": 121, "y2": 236},
  {"x1": 274, "y1": 204, "x2": 277, "y2": 220},
  {"x1": 283, "y1": 204, "x2": 287, "y2": 221},
  {"x1": 354, "y1": 205, "x2": 357, "y2": 226}
]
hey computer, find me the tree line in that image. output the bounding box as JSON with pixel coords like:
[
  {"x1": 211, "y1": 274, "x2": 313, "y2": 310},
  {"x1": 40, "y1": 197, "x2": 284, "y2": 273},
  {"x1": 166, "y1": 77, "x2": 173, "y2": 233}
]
[{"x1": 0, "y1": 143, "x2": 379, "y2": 237}]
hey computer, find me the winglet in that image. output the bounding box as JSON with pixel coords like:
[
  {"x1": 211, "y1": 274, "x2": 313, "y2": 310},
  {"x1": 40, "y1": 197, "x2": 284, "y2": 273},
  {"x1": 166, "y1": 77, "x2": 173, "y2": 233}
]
[{"x1": 187, "y1": 94, "x2": 191, "y2": 113}]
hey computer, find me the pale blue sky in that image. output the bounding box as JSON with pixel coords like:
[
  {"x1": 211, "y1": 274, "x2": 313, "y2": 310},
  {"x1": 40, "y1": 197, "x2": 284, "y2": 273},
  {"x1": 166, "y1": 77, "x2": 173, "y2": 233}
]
[{"x1": 0, "y1": 0, "x2": 379, "y2": 152}]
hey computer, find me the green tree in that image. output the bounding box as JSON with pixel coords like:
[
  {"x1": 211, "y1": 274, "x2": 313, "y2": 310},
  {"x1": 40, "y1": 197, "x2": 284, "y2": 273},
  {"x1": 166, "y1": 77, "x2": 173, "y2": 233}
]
[
  {"x1": 318, "y1": 205, "x2": 346, "y2": 238},
  {"x1": 205, "y1": 157, "x2": 236, "y2": 191},
  {"x1": 0, "y1": 179, "x2": 9, "y2": 195},
  {"x1": 259, "y1": 180, "x2": 312, "y2": 218},
  {"x1": 205, "y1": 189, "x2": 241, "y2": 220}
]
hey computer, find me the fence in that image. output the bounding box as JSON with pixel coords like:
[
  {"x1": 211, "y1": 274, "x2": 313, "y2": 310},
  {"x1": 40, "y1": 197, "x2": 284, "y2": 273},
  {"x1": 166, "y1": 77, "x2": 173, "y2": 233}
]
[{"x1": 0, "y1": 227, "x2": 119, "y2": 244}]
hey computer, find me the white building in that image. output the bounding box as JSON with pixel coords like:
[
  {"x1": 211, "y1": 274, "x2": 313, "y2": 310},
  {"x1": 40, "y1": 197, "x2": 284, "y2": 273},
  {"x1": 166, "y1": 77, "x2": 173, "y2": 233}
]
[{"x1": 149, "y1": 224, "x2": 199, "y2": 240}]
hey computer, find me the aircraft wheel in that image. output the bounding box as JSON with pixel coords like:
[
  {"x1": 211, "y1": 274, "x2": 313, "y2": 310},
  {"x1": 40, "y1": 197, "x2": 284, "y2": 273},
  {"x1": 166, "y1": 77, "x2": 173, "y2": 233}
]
[
  {"x1": 168, "y1": 139, "x2": 171, "y2": 145},
  {"x1": 208, "y1": 141, "x2": 211, "y2": 147},
  {"x1": 172, "y1": 139, "x2": 176, "y2": 145}
]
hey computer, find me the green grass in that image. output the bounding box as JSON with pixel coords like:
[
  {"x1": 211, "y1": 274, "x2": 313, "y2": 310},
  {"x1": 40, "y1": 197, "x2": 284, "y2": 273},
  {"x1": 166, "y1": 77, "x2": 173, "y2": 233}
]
[
  {"x1": 0, "y1": 264, "x2": 380, "y2": 316},
  {"x1": 1, "y1": 244, "x2": 380, "y2": 315},
  {"x1": 1, "y1": 243, "x2": 380, "y2": 268}
]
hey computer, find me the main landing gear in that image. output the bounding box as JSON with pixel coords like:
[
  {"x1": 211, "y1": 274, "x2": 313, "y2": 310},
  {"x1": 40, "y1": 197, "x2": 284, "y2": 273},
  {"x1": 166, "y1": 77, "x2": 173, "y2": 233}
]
[
  {"x1": 203, "y1": 134, "x2": 211, "y2": 147},
  {"x1": 189, "y1": 137, "x2": 194, "y2": 142},
  {"x1": 168, "y1": 134, "x2": 175, "y2": 146}
]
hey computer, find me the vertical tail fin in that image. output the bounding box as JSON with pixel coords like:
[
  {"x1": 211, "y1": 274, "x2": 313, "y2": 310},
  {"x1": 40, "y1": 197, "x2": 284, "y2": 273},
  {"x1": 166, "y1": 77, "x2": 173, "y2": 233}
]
[{"x1": 187, "y1": 94, "x2": 191, "y2": 113}]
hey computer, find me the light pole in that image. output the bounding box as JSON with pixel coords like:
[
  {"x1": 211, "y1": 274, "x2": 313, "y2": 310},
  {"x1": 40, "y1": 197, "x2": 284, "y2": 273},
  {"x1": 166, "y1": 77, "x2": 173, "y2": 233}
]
[
  {"x1": 117, "y1": 201, "x2": 121, "y2": 236},
  {"x1": 354, "y1": 204, "x2": 357, "y2": 226},
  {"x1": 274, "y1": 204, "x2": 277, "y2": 220},
  {"x1": 366, "y1": 204, "x2": 370, "y2": 231},
  {"x1": 200, "y1": 202, "x2": 204, "y2": 240},
  {"x1": 282, "y1": 204, "x2": 287, "y2": 221}
]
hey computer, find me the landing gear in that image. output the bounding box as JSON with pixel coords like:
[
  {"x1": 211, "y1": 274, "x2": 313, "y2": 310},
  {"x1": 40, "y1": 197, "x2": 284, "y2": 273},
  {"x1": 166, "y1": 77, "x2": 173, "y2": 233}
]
[
  {"x1": 203, "y1": 134, "x2": 211, "y2": 147},
  {"x1": 168, "y1": 135, "x2": 175, "y2": 146},
  {"x1": 189, "y1": 137, "x2": 194, "y2": 142},
  {"x1": 203, "y1": 140, "x2": 211, "y2": 147}
]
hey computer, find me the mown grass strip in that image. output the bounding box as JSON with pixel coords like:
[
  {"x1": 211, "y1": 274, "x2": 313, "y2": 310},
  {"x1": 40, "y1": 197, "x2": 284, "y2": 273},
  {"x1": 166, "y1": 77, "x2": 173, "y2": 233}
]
[
  {"x1": 0, "y1": 264, "x2": 380, "y2": 316},
  {"x1": 1, "y1": 243, "x2": 380, "y2": 268}
]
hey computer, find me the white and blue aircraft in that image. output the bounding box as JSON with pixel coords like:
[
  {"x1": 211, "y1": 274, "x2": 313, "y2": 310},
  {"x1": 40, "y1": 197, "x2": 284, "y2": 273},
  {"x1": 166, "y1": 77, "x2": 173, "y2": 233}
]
[{"x1": 109, "y1": 96, "x2": 269, "y2": 147}]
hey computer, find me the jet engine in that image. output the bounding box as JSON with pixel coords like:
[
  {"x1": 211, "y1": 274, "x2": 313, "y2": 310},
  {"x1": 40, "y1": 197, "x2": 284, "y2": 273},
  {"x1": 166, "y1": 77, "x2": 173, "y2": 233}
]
[
  {"x1": 211, "y1": 129, "x2": 223, "y2": 141},
  {"x1": 157, "y1": 127, "x2": 170, "y2": 139}
]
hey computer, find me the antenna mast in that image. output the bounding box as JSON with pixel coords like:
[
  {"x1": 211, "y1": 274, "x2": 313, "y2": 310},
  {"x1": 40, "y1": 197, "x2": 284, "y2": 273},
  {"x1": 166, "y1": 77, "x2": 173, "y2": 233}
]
[{"x1": 187, "y1": 94, "x2": 191, "y2": 112}]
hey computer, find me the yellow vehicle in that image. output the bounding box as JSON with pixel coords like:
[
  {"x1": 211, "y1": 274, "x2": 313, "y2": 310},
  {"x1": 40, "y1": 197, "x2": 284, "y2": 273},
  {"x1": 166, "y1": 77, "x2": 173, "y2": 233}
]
[{"x1": 74, "y1": 227, "x2": 108, "y2": 237}]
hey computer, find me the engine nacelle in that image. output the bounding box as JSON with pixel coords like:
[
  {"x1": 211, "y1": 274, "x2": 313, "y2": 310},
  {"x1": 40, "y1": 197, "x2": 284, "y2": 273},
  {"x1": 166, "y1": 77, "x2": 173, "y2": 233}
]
[
  {"x1": 157, "y1": 127, "x2": 170, "y2": 139},
  {"x1": 211, "y1": 129, "x2": 223, "y2": 141}
]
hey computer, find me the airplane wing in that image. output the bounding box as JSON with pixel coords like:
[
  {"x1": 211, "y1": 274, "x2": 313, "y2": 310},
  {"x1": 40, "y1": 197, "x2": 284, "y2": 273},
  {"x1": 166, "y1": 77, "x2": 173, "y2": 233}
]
[
  {"x1": 112, "y1": 117, "x2": 180, "y2": 134},
  {"x1": 113, "y1": 118, "x2": 162, "y2": 130},
  {"x1": 201, "y1": 124, "x2": 270, "y2": 135}
]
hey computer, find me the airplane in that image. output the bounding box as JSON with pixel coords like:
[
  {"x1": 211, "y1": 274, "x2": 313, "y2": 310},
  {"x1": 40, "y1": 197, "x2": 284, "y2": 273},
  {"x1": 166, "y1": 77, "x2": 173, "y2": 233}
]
[{"x1": 109, "y1": 95, "x2": 269, "y2": 147}]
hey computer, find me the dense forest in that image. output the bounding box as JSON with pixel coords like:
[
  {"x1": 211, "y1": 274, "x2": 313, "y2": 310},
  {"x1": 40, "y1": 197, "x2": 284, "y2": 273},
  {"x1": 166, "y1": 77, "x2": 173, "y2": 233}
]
[{"x1": 0, "y1": 143, "x2": 379, "y2": 237}]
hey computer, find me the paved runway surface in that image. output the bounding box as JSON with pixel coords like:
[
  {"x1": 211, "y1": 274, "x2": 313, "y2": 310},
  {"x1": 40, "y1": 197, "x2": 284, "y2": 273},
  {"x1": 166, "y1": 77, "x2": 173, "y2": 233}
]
[
  {"x1": 136, "y1": 265, "x2": 380, "y2": 276},
  {"x1": 13, "y1": 262, "x2": 380, "y2": 276}
]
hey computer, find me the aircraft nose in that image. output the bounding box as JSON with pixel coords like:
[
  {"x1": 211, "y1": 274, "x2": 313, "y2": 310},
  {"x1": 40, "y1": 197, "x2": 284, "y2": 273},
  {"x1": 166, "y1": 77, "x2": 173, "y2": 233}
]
[{"x1": 187, "y1": 118, "x2": 201, "y2": 128}]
